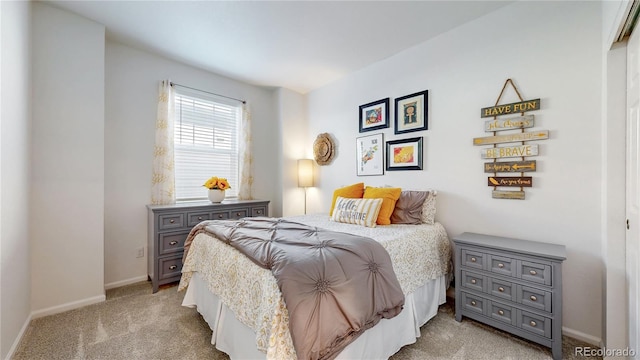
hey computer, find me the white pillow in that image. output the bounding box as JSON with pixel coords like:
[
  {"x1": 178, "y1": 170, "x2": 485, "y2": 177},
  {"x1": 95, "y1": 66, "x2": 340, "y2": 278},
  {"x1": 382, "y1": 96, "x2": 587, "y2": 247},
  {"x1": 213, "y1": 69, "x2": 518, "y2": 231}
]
[
  {"x1": 421, "y1": 190, "x2": 437, "y2": 225},
  {"x1": 331, "y1": 196, "x2": 383, "y2": 228}
]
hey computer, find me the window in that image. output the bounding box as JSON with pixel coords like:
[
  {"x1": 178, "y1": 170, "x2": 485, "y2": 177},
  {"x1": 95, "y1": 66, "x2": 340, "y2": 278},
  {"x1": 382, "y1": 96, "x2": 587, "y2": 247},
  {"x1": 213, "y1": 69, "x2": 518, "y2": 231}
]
[{"x1": 173, "y1": 88, "x2": 241, "y2": 201}]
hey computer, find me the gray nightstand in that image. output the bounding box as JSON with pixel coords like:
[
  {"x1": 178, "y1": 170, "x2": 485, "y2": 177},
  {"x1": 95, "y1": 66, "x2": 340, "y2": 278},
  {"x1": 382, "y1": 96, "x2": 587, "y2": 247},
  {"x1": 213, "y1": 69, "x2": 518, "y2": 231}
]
[
  {"x1": 452, "y1": 232, "x2": 566, "y2": 360},
  {"x1": 146, "y1": 199, "x2": 270, "y2": 293}
]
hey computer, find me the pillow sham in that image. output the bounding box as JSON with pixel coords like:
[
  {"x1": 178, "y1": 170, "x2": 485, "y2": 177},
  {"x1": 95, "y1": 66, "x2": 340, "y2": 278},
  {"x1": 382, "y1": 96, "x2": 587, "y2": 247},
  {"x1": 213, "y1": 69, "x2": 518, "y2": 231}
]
[
  {"x1": 363, "y1": 186, "x2": 402, "y2": 225},
  {"x1": 390, "y1": 190, "x2": 428, "y2": 225},
  {"x1": 329, "y1": 183, "x2": 364, "y2": 216},
  {"x1": 331, "y1": 196, "x2": 383, "y2": 228},
  {"x1": 421, "y1": 190, "x2": 437, "y2": 225}
]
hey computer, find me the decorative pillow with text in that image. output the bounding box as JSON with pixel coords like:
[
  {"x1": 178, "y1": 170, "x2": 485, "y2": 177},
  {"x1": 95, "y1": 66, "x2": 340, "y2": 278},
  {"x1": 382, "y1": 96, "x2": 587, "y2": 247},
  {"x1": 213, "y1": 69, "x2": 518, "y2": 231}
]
[{"x1": 331, "y1": 196, "x2": 383, "y2": 228}]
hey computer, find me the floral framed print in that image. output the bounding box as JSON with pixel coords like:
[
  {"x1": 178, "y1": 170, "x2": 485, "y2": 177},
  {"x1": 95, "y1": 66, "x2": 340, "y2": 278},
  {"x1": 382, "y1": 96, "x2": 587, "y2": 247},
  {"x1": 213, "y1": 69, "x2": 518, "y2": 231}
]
[
  {"x1": 394, "y1": 90, "x2": 428, "y2": 134},
  {"x1": 359, "y1": 98, "x2": 390, "y2": 133},
  {"x1": 357, "y1": 133, "x2": 384, "y2": 176},
  {"x1": 386, "y1": 137, "x2": 423, "y2": 171}
]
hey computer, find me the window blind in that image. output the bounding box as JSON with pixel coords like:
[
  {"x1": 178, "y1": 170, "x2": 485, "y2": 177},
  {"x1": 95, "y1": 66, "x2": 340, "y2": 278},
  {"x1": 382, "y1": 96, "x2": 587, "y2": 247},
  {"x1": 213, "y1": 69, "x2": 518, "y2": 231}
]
[{"x1": 174, "y1": 88, "x2": 241, "y2": 201}]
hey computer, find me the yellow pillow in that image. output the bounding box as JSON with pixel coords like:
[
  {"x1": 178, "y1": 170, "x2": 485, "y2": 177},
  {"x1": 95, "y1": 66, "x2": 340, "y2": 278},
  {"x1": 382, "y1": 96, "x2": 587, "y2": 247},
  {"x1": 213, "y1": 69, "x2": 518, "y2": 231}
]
[
  {"x1": 363, "y1": 186, "x2": 402, "y2": 225},
  {"x1": 329, "y1": 183, "x2": 364, "y2": 216}
]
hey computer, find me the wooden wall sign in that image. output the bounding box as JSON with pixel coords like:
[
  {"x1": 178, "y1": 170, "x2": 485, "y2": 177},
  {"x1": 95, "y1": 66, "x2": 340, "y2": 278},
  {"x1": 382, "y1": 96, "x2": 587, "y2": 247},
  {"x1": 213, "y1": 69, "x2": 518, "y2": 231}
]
[
  {"x1": 484, "y1": 160, "x2": 536, "y2": 173},
  {"x1": 480, "y1": 98, "x2": 540, "y2": 118},
  {"x1": 485, "y1": 115, "x2": 534, "y2": 132},
  {"x1": 481, "y1": 144, "x2": 538, "y2": 159},
  {"x1": 492, "y1": 190, "x2": 525, "y2": 200},
  {"x1": 488, "y1": 177, "x2": 533, "y2": 187},
  {"x1": 473, "y1": 130, "x2": 548, "y2": 146}
]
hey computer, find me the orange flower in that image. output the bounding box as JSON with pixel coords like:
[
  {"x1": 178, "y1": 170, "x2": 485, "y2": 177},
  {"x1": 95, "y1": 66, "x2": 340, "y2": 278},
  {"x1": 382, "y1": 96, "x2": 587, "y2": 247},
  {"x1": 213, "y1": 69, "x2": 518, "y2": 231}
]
[{"x1": 202, "y1": 176, "x2": 231, "y2": 190}]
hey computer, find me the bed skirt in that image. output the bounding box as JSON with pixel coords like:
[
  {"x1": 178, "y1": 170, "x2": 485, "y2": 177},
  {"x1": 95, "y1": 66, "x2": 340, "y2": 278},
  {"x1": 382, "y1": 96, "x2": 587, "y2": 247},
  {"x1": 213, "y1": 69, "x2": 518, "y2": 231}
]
[{"x1": 182, "y1": 272, "x2": 447, "y2": 360}]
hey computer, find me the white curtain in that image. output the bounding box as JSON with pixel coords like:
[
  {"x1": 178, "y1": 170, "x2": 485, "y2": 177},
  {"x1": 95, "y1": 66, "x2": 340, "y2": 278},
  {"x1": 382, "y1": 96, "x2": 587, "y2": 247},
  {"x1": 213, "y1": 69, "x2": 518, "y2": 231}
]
[
  {"x1": 237, "y1": 102, "x2": 253, "y2": 200},
  {"x1": 151, "y1": 80, "x2": 176, "y2": 205}
]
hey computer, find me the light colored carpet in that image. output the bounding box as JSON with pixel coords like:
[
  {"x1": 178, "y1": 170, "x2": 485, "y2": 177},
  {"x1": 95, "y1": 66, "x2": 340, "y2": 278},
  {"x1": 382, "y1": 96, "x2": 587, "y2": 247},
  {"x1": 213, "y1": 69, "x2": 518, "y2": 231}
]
[{"x1": 13, "y1": 281, "x2": 599, "y2": 360}]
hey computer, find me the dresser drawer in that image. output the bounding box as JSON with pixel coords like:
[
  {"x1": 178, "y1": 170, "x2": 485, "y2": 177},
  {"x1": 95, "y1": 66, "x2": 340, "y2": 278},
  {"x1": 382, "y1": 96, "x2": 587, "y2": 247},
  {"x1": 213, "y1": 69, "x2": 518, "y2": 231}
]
[
  {"x1": 187, "y1": 211, "x2": 211, "y2": 226},
  {"x1": 461, "y1": 292, "x2": 486, "y2": 315},
  {"x1": 230, "y1": 208, "x2": 248, "y2": 219},
  {"x1": 488, "y1": 254, "x2": 517, "y2": 277},
  {"x1": 461, "y1": 270, "x2": 484, "y2": 293},
  {"x1": 212, "y1": 211, "x2": 230, "y2": 220},
  {"x1": 461, "y1": 249, "x2": 485, "y2": 270},
  {"x1": 487, "y1": 277, "x2": 515, "y2": 302},
  {"x1": 518, "y1": 285, "x2": 552, "y2": 312},
  {"x1": 518, "y1": 309, "x2": 552, "y2": 339},
  {"x1": 158, "y1": 213, "x2": 184, "y2": 230},
  {"x1": 159, "y1": 230, "x2": 189, "y2": 256},
  {"x1": 520, "y1": 260, "x2": 552, "y2": 286},
  {"x1": 158, "y1": 255, "x2": 183, "y2": 280},
  {"x1": 488, "y1": 300, "x2": 516, "y2": 326},
  {"x1": 252, "y1": 206, "x2": 267, "y2": 217}
]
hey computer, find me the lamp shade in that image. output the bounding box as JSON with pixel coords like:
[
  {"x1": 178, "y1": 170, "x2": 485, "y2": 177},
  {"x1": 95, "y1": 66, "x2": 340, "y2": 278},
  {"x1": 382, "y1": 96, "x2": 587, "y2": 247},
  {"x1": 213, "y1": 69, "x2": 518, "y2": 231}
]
[{"x1": 297, "y1": 159, "x2": 314, "y2": 187}]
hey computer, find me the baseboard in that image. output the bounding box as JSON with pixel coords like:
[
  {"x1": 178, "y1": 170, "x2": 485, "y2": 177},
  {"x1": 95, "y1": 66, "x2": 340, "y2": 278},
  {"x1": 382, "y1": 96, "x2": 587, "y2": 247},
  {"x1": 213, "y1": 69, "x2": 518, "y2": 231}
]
[
  {"x1": 4, "y1": 313, "x2": 32, "y2": 360},
  {"x1": 104, "y1": 275, "x2": 148, "y2": 290},
  {"x1": 31, "y1": 294, "x2": 106, "y2": 319},
  {"x1": 562, "y1": 326, "x2": 602, "y2": 346}
]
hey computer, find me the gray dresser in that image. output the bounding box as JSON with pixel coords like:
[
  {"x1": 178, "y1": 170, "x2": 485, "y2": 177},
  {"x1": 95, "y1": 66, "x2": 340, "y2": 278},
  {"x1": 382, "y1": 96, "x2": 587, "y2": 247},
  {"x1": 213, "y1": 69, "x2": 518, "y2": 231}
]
[
  {"x1": 452, "y1": 232, "x2": 566, "y2": 360},
  {"x1": 147, "y1": 199, "x2": 270, "y2": 293}
]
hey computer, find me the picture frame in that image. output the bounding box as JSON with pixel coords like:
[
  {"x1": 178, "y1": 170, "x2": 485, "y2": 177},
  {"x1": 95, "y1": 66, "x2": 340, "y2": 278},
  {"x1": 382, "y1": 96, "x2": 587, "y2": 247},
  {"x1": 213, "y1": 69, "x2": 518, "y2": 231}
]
[
  {"x1": 394, "y1": 90, "x2": 428, "y2": 134},
  {"x1": 356, "y1": 133, "x2": 384, "y2": 176},
  {"x1": 359, "y1": 98, "x2": 390, "y2": 133},
  {"x1": 386, "y1": 137, "x2": 423, "y2": 171}
]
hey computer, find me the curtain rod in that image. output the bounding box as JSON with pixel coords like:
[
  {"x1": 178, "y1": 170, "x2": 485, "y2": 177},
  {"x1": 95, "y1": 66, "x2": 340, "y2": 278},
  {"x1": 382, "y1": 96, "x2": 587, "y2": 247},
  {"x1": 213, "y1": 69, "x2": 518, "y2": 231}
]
[{"x1": 170, "y1": 82, "x2": 246, "y2": 104}]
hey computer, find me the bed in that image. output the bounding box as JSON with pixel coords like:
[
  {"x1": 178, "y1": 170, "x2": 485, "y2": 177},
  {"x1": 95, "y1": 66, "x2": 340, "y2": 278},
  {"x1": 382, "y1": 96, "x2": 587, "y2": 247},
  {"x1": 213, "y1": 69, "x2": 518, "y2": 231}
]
[{"x1": 178, "y1": 211, "x2": 452, "y2": 359}]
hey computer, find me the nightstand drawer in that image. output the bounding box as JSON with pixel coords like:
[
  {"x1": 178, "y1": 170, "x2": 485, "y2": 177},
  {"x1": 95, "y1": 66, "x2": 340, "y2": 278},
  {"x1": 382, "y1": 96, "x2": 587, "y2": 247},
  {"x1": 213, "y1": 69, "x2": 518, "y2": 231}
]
[
  {"x1": 461, "y1": 292, "x2": 486, "y2": 315},
  {"x1": 158, "y1": 213, "x2": 184, "y2": 230},
  {"x1": 252, "y1": 206, "x2": 267, "y2": 217},
  {"x1": 461, "y1": 270, "x2": 484, "y2": 292},
  {"x1": 187, "y1": 211, "x2": 210, "y2": 226},
  {"x1": 487, "y1": 277, "x2": 515, "y2": 302},
  {"x1": 520, "y1": 260, "x2": 551, "y2": 285},
  {"x1": 518, "y1": 285, "x2": 551, "y2": 312},
  {"x1": 461, "y1": 249, "x2": 485, "y2": 270},
  {"x1": 159, "y1": 230, "x2": 189, "y2": 255},
  {"x1": 158, "y1": 255, "x2": 183, "y2": 280},
  {"x1": 488, "y1": 300, "x2": 516, "y2": 326},
  {"x1": 488, "y1": 254, "x2": 516, "y2": 277},
  {"x1": 518, "y1": 309, "x2": 551, "y2": 338}
]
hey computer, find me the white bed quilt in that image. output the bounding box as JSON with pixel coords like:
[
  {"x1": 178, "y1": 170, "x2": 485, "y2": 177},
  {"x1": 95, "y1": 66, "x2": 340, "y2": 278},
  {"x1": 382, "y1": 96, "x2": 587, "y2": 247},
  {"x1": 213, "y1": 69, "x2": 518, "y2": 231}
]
[{"x1": 178, "y1": 214, "x2": 451, "y2": 359}]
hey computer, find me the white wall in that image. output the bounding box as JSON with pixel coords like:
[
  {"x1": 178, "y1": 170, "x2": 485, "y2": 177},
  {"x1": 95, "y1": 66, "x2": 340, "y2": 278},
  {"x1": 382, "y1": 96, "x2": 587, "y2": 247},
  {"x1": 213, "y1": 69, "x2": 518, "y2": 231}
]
[
  {"x1": 104, "y1": 42, "x2": 280, "y2": 287},
  {"x1": 303, "y1": 1, "x2": 604, "y2": 342},
  {"x1": 0, "y1": 2, "x2": 32, "y2": 357},
  {"x1": 276, "y1": 88, "x2": 309, "y2": 217},
  {"x1": 31, "y1": 3, "x2": 105, "y2": 314}
]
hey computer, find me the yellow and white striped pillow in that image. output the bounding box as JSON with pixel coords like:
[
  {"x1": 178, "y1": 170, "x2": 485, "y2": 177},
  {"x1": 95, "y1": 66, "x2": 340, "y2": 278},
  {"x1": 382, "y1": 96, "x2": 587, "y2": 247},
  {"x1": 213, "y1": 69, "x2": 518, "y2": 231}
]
[{"x1": 330, "y1": 196, "x2": 383, "y2": 228}]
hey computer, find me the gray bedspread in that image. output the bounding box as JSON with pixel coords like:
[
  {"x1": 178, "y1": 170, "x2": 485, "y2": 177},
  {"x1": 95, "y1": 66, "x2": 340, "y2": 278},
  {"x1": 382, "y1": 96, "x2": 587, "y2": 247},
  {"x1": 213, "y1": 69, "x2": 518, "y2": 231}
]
[{"x1": 183, "y1": 217, "x2": 404, "y2": 360}]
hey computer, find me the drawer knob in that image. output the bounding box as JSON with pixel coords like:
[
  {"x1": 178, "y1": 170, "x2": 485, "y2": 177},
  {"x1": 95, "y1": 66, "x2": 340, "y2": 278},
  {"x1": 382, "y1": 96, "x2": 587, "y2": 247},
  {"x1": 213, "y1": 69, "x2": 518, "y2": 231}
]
[
  {"x1": 198, "y1": 216, "x2": 203, "y2": 220},
  {"x1": 498, "y1": 310, "x2": 504, "y2": 316},
  {"x1": 257, "y1": 210, "x2": 262, "y2": 214},
  {"x1": 169, "y1": 219, "x2": 175, "y2": 223},
  {"x1": 530, "y1": 320, "x2": 537, "y2": 327},
  {"x1": 471, "y1": 279, "x2": 477, "y2": 284},
  {"x1": 497, "y1": 263, "x2": 504, "y2": 268},
  {"x1": 169, "y1": 265, "x2": 177, "y2": 270},
  {"x1": 530, "y1": 295, "x2": 538, "y2": 302},
  {"x1": 218, "y1": 214, "x2": 224, "y2": 218},
  {"x1": 498, "y1": 287, "x2": 504, "y2": 292},
  {"x1": 169, "y1": 241, "x2": 178, "y2": 245},
  {"x1": 470, "y1": 257, "x2": 477, "y2": 262},
  {"x1": 529, "y1": 270, "x2": 538, "y2": 275},
  {"x1": 236, "y1": 212, "x2": 242, "y2": 216},
  {"x1": 471, "y1": 301, "x2": 477, "y2": 306}
]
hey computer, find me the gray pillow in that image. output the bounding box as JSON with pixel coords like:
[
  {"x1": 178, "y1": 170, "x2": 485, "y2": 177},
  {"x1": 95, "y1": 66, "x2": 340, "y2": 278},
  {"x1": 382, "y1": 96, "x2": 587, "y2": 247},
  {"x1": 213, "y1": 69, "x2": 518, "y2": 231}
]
[{"x1": 390, "y1": 190, "x2": 428, "y2": 224}]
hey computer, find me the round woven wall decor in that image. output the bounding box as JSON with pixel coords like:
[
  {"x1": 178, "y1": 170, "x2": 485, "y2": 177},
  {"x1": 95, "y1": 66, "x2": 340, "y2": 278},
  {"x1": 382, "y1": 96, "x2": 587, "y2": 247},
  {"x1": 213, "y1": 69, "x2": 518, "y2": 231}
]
[{"x1": 313, "y1": 133, "x2": 335, "y2": 165}]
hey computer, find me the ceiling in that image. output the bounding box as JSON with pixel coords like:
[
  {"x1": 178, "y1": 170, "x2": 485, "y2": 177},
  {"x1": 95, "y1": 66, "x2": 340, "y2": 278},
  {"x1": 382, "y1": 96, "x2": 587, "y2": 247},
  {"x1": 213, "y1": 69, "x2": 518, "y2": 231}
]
[{"x1": 48, "y1": 1, "x2": 513, "y2": 94}]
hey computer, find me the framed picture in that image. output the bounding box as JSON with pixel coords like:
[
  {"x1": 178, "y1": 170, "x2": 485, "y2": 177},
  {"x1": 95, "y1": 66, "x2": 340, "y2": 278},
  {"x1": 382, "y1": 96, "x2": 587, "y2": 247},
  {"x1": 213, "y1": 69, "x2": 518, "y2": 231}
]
[
  {"x1": 386, "y1": 137, "x2": 423, "y2": 171},
  {"x1": 359, "y1": 98, "x2": 390, "y2": 133},
  {"x1": 356, "y1": 133, "x2": 384, "y2": 176},
  {"x1": 394, "y1": 90, "x2": 428, "y2": 134}
]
